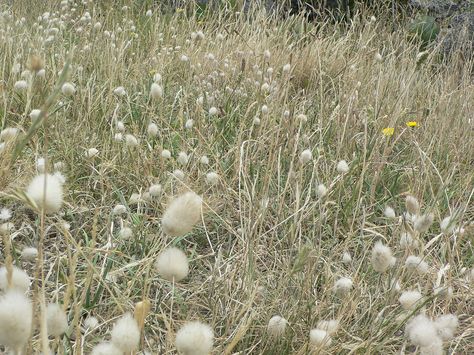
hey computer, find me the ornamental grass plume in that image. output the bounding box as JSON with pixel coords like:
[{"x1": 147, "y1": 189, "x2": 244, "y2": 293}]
[
  {"x1": 110, "y1": 313, "x2": 140, "y2": 353},
  {"x1": 405, "y1": 195, "x2": 420, "y2": 216},
  {"x1": 405, "y1": 314, "x2": 442, "y2": 351},
  {"x1": 267, "y1": 315, "x2": 288, "y2": 338},
  {"x1": 414, "y1": 213, "x2": 434, "y2": 233},
  {"x1": 0, "y1": 265, "x2": 30, "y2": 292},
  {"x1": 0, "y1": 290, "x2": 33, "y2": 350},
  {"x1": 176, "y1": 321, "x2": 214, "y2": 355},
  {"x1": 336, "y1": 160, "x2": 349, "y2": 173},
  {"x1": 155, "y1": 247, "x2": 189, "y2": 282},
  {"x1": 161, "y1": 191, "x2": 202, "y2": 236},
  {"x1": 399, "y1": 232, "x2": 419, "y2": 249},
  {"x1": 91, "y1": 342, "x2": 122, "y2": 355},
  {"x1": 46, "y1": 303, "x2": 68, "y2": 337},
  {"x1": 309, "y1": 328, "x2": 331, "y2": 348},
  {"x1": 26, "y1": 173, "x2": 64, "y2": 214},
  {"x1": 333, "y1": 277, "x2": 353, "y2": 296},
  {"x1": 434, "y1": 314, "x2": 458, "y2": 340},
  {"x1": 399, "y1": 290, "x2": 423, "y2": 310},
  {"x1": 316, "y1": 319, "x2": 339, "y2": 335},
  {"x1": 405, "y1": 255, "x2": 430, "y2": 274},
  {"x1": 371, "y1": 241, "x2": 395, "y2": 273},
  {"x1": 300, "y1": 149, "x2": 312, "y2": 164}
]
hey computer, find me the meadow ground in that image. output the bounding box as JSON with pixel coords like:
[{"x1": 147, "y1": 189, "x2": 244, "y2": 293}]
[{"x1": 0, "y1": 1, "x2": 473, "y2": 354}]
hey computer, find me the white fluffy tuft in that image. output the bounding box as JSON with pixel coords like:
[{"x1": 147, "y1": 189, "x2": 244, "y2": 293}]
[
  {"x1": 46, "y1": 303, "x2": 68, "y2": 337},
  {"x1": 161, "y1": 191, "x2": 202, "y2": 236},
  {"x1": 0, "y1": 290, "x2": 33, "y2": 349},
  {"x1": 267, "y1": 315, "x2": 287, "y2": 337},
  {"x1": 155, "y1": 247, "x2": 189, "y2": 282},
  {"x1": 371, "y1": 241, "x2": 394, "y2": 273},
  {"x1": 91, "y1": 342, "x2": 122, "y2": 355},
  {"x1": 309, "y1": 328, "x2": 331, "y2": 347},
  {"x1": 110, "y1": 313, "x2": 140, "y2": 353},
  {"x1": 26, "y1": 173, "x2": 64, "y2": 214},
  {"x1": 175, "y1": 321, "x2": 214, "y2": 355},
  {"x1": 399, "y1": 290, "x2": 423, "y2": 310},
  {"x1": 0, "y1": 265, "x2": 31, "y2": 292}
]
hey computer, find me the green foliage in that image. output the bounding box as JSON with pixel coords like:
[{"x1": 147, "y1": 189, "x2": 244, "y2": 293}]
[{"x1": 408, "y1": 15, "x2": 440, "y2": 45}]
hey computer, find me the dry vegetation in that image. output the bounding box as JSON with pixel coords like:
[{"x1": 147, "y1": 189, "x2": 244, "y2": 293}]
[{"x1": 0, "y1": 1, "x2": 473, "y2": 354}]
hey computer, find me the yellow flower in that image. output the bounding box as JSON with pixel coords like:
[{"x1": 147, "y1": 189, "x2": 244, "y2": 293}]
[
  {"x1": 406, "y1": 121, "x2": 418, "y2": 127},
  {"x1": 382, "y1": 127, "x2": 395, "y2": 136}
]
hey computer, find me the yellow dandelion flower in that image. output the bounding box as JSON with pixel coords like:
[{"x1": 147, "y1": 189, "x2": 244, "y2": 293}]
[
  {"x1": 406, "y1": 121, "x2": 418, "y2": 127},
  {"x1": 382, "y1": 127, "x2": 395, "y2": 136}
]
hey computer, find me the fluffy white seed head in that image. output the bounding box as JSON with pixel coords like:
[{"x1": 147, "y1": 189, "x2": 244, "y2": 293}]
[
  {"x1": 200, "y1": 156, "x2": 209, "y2": 165},
  {"x1": 125, "y1": 134, "x2": 139, "y2": 147},
  {"x1": 161, "y1": 149, "x2": 171, "y2": 159},
  {"x1": 114, "y1": 133, "x2": 123, "y2": 142},
  {"x1": 129, "y1": 193, "x2": 141, "y2": 205},
  {"x1": 405, "y1": 195, "x2": 420, "y2": 215},
  {"x1": 316, "y1": 319, "x2": 339, "y2": 335},
  {"x1": 176, "y1": 321, "x2": 214, "y2": 355},
  {"x1": 86, "y1": 148, "x2": 99, "y2": 158},
  {"x1": 309, "y1": 329, "x2": 331, "y2": 348},
  {"x1": 282, "y1": 63, "x2": 291, "y2": 73},
  {"x1": 434, "y1": 314, "x2": 458, "y2": 341},
  {"x1": 0, "y1": 127, "x2": 19, "y2": 141},
  {"x1": 267, "y1": 315, "x2": 287, "y2": 337},
  {"x1": 91, "y1": 342, "x2": 122, "y2": 355},
  {"x1": 371, "y1": 241, "x2": 395, "y2": 273},
  {"x1": 147, "y1": 123, "x2": 159, "y2": 137},
  {"x1": 155, "y1": 247, "x2": 189, "y2": 282},
  {"x1": 399, "y1": 290, "x2": 423, "y2": 310},
  {"x1": 405, "y1": 314, "x2": 439, "y2": 347},
  {"x1": 300, "y1": 149, "x2": 312, "y2": 164},
  {"x1": 0, "y1": 222, "x2": 14, "y2": 235},
  {"x1": 61, "y1": 82, "x2": 76, "y2": 96},
  {"x1": 209, "y1": 107, "x2": 218, "y2": 116},
  {"x1": 14, "y1": 80, "x2": 28, "y2": 91},
  {"x1": 420, "y1": 340, "x2": 443, "y2": 355},
  {"x1": 153, "y1": 73, "x2": 162, "y2": 83},
  {"x1": 161, "y1": 191, "x2": 202, "y2": 236},
  {"x1": 342, "y1": 251, "x2": 352, "y2": 264},
  {"x1": 150, "y1": 83, "x2": 163, "y2": 100},
  {"x1": 110, "y1": 313, "x2": 140, "y2": 353},
  {"x1": 333, "y1": 277, "x2": 353, "y2": 296},
  {"x1": 205, "y1": 172, "x2": 219, "y2": 185},
  {"x1": 185, "y1": 119, "x2": 194, "y2": 129},
  {"x1": 0, "y1": 290, "x2": 33, "y2": 349},
  {"x1": 0, "y1": 266, "x2": 30, "y2": 292},
  {"x1": 149, "y1": 184, "x2": 162, "y2": 197},
  {"x1": 0, "y1": 208, "x2": 11, "y2": 221},
  {"x1": 399, "y1": 232, "x2": 419, "y2": 249},
  {"x1": 173, "y1": 169, "x2": 185, "y2": 180},
  {"x1": 83, "y1": 315, "x2": 99, "y2": 330},
  {"x1": 440, "y1": 216, "x2": 455, "y2": 234},
  {"x1": 113, "y1": 86, "x2": 127, "y2": 97},
  {"x1": 113, "y1": 204, "x2": 127, "y2": 215},
  {"x1": 26, "y1": 173, "x2": 64, "y2": 214},
  {"x1": 414, "y1": 213, "x2": 434, "y2": 233},
  {"x1": 405, "y1": 255, "x2": 429, "y2": 274},
  {"x1": 30, "y1": 109, "x2": 42, "y2": 121},
  {"x1": 336, "y1": 160, "x2": 349, "y2": 173},
  {"x1": 384, "y1": 206, "x2": 396, "y2": 218},
  {"x1": 177, "y1": 152, "x2": 189, "y2": 165},
  {"x1": 21, "y1": 247, "x2": 38, "y2": 261},
  {"x1": 119, "y1": 227, "x2": 133, "y2": 240},
  {"x1": 46, "y1": 303, "x2": 68, "y2": 337}
]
